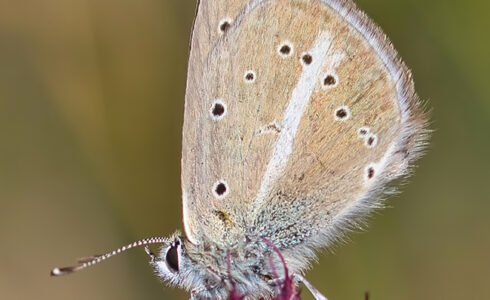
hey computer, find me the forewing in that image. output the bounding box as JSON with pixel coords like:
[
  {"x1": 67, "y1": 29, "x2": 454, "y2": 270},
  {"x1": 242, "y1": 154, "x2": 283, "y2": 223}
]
[
  {"x1": 183, "y1": 0, "x2": 256, "y2": 244},
  {"x1": 181, "y1": 0, "x2": 428, "y2": 248}
]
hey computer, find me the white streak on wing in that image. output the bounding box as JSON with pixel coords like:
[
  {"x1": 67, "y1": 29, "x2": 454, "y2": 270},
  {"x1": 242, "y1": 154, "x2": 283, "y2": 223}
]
[
  {"x1": 182, "y1": 188, "x2": 199, "y2": 244},
  {"x1": 255, "y1": 32, "x2": 332, "y2": 204},
  {"x1": 328, "y1": 50, "x2": 345, "y2": 70}
]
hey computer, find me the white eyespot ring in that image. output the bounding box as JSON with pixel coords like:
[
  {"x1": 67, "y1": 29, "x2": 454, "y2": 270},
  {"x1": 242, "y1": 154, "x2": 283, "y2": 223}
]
[
  {"x1": 300, "y1": 52, "x2": 313, "y2": 66},
  {"x1": 212, "y1": 180, "x2": 229, "y2": 199},
  {"x1": 365, "y1": 133, "x2": 378, "y2": 148},
  {"x1": 210, "y1": 99, "x2": 227, "y2": 121},
  {"x1": 358, "y1": 127, "x2": 370, "y2": 138},
  {"x1": 277, "y1": 41, "x2": 294, "y2": 58},
  {"x1": 365, "y1": 163, "x2": 377, "y2": 182},
  {"x1": 244, "y1": 70, "x2": 256, "y2": 83},
  {"x1": 334, "y1": 105, "x2": 351, "y2": 121},
  {"x1": 321, "y1": 73, "x2": 339, "y2": 89},
  {"x1": 218, "y1": 18, "x2": 233, "y2": 34}
]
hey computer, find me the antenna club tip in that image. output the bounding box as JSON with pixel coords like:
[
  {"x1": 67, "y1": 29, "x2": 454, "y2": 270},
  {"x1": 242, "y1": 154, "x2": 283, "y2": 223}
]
[
  {"x1": 51, "y1": 266, "x2": 76, "y2": 276},
  {"x1": 50, "y1": 268, "x2": 63, "y2": 276}
]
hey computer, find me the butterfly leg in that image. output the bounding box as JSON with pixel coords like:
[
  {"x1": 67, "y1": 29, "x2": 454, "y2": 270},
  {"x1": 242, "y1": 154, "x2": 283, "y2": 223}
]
[{"x1": 294, "y1": 274, "x2": 328, "y2": 300}]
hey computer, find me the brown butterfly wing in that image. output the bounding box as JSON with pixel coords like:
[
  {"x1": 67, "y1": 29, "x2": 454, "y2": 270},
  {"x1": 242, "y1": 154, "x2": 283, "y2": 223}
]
[
  {"x1": 250, "y1": 0, "x2": 429, "y2": 251},
  {"x1": 182, "y1": 0, "x2": 257, "y2": 244},
  {"x1": 181, "y1": 0, "x2": 428, "y2": 250}
]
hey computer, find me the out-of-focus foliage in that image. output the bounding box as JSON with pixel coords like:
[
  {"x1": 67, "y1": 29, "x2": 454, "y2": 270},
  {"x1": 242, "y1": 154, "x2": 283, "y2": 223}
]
[{"x1": 0, "y1": 0, "x2": 489, "y2": 299}]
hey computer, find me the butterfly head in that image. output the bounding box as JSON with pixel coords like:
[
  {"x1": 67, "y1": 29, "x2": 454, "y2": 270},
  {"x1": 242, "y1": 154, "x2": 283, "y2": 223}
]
[
  {"x1": 151, "y1": 235, "x2": 295, "y2": 299},
  {"x1": 150, "y1": 235, "x2": 242, "y2": 298},
  {"x1": 150, "y1": 234, "x2": 205, "y2": 290}
]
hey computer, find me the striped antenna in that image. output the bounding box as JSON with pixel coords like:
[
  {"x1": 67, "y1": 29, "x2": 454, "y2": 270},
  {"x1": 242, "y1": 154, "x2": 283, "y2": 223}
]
[{"x1": 50, "y1": 237, "x2": 167, "y2": 276}]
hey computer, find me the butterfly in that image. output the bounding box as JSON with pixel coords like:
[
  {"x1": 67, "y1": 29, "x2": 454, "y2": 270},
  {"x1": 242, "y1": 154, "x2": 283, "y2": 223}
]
[{"x1": 52, "y1": 0, "x2": 429, "y2": 299}]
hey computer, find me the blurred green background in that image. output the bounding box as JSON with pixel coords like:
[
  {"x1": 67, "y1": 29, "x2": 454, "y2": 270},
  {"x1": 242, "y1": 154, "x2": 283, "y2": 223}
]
[{"x1": 1, "y1": 0, "x2": 489, "y2": 299}]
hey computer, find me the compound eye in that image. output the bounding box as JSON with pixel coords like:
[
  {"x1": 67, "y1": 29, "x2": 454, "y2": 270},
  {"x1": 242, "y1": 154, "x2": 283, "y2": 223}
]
[{"x1": 165, "y1": 242, "x2": 180, "y2": 272}]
